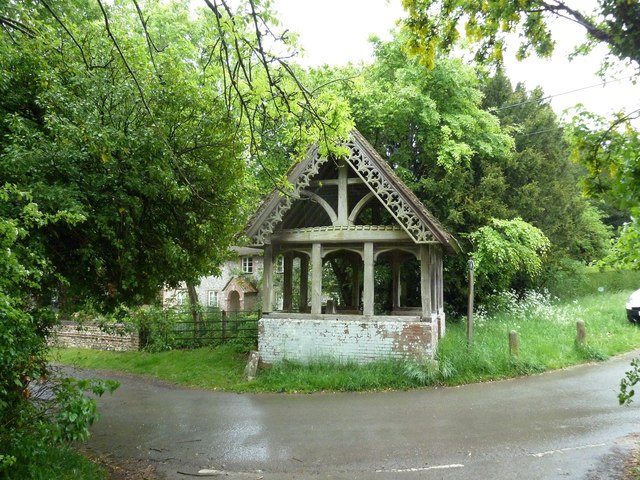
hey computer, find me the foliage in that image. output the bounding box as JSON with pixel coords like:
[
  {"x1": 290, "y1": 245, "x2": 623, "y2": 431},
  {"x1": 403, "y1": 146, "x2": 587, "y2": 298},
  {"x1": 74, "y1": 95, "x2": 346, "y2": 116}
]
[
  {"x1": 49, "y1": 377, "x2": 119, "y2": 443},
  {"x1": 401, "y1": 0, "x2": 640, "y2": 72},
  {"x1": 0, "y1": 0, "x2": 352, "y2": 309},
  {"x1": 400, "y1": 0, "x2": 638, "y2": 273},
  {"x1": 569, "y1": 108, "x2": 640, "y2": 270},
  {"x1": 570, "y1": 108, "x2": 640, "y2": 210},
  {"x1": 1, "y1": 441, "x2": 108, "y2": 480},
  {"x1": 481, "y1": 70, "x2": 611, "y2": 264},
  {"x1": 604, "y1": 219, "x2": 640, "y2": 270},
  {"x1": 1, "y1": 370, "x2": 117, "y2": 478},
  {"x1": 55, "y1": 277, "x2": 640, "y2": 393},
  {"x1": 620, "y1": 357, "x2": 640, "y2": 406},
  {"x1": 471, "y1": 217, "x2": 550, "y2": 292},
  {"x1": 128, "y1": 305, "x2": 180, "y2": 353},
  {"x1": 0, "y1": 0, "x2": 350, "y2": 474}
]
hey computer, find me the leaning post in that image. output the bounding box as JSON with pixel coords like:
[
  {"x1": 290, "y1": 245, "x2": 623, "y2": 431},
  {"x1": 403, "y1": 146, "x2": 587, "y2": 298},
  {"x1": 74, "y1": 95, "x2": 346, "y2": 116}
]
[
  {"x1": 467, "y1": 258, "x2": 475, "y2": 346},
  {"x1": 576, "y1": 320, "x2": 586, "y2": 346},
  {"x1": 509, "y1": 330, "x2": 519, "y2": 357}
]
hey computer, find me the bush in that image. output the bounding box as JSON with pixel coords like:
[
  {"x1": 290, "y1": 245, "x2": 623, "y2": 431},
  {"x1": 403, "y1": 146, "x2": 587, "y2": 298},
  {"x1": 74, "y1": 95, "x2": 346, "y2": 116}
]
[
  {"x1": 127, "y1": 305, "x2": 180, "y2": 352},
  {"x1": 1, "y1": 370, "x2": 117, "y2": 478}
]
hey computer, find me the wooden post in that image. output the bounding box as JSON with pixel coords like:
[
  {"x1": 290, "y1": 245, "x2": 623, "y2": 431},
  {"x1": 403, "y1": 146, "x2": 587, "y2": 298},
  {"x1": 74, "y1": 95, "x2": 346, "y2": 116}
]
[
  {"x1": 262, "y1": 245, "x2": 274, "y2": 313},
  {"x1": 509, "y1": 330, "x2": 519, "y2": 357},
  {"x1": 283, "y1": 252, "x2": 293, "y2": 312},
  {"x1": 392, "y1": 253, "x2": 401, "y2": 311},
  {"x1": 337, "y1": 160, "x2": 348, "y2": 226},
  {"x1": 420, "y1": 245, "x2": 432, "y2": 320},
  {"x1": 351, "y1": 256, "x2": 361, "y2": 310},
  {"x1": 362, "y1": 242, "x2": 375, "y2": 316},
  {"x1": 299, "y1": 254, "x2": 309, "y2": 313},
  {"x1": 221, "y1": 310, "x2": 228, "y2": 342},
  {"x1": 467, "y1": 259, "x2": 474, "y2": 346},
  {"x1": 576, "y1": 320, "x2": 586, "y2": 345},
  {"x1": 311, "y1": 243, "x2": 322, "y2": 314}
]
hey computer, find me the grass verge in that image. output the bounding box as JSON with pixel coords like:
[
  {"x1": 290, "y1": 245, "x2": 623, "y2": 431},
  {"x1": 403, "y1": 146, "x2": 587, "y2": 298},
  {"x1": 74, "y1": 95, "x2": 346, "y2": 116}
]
[
  {"x1": 52, "y1": 344, "x2": 247, "y2": 390},
  {"x1": 52, "y1": 287, "x2": 640, "y2": 393},
  {"x1": 2, "y1": 442, "x2": 107, "y2": 480}
]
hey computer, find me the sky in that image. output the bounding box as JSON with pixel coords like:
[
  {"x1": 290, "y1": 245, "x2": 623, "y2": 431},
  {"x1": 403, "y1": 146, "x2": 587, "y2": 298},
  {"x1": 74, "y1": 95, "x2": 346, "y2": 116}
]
[{"x1": 271, "y1": 0, "x2": 639, "y2": 121}]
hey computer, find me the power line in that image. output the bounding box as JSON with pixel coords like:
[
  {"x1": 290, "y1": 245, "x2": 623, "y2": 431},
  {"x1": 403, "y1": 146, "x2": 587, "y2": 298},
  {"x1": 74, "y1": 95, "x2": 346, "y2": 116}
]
[{"x1": 496, "y1": 75, "x2": 636, "y2": 111}]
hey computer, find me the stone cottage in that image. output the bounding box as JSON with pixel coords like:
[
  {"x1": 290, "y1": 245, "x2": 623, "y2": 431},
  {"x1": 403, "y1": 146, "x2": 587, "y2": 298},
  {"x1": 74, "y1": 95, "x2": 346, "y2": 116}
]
[
  {"x1": 162, "y1": 246, "x2": 267, "y2": 312},
  {"x1": 245, "y1": 129, "x2": 459, "y2": 363}
]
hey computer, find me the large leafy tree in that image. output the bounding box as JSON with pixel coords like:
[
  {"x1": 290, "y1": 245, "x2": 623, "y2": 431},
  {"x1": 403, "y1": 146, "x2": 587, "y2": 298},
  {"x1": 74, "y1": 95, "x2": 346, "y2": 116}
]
[
  {"x1": 400, "y1": 0, "x2": 638, "y2": 270},
  {"x1": 482, "y1": 69, "x2": 610, "y2": 264},
  {"x1": 0, "y1": 0, "x2": 350, "y2": 308},
  {"x1": 569, "y1": 109, "x2": 640, "y2": 269},
  {"x1": 307, "y1": 36, "x2": 610, "y2": 305},
  {"x1": 0, "y1": 0, "x2": 351, "y2": 472},
  {"x1": 401, "y1": 0, "x2": 640, "y2": 71},
  {"x1": 327, "y1": 37, "x2": 514, "y2": 235}
]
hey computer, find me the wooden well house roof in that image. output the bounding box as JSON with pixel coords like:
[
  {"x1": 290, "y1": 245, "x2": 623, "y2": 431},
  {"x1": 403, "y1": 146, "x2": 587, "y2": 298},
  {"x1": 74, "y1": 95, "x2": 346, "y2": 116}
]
[{"x1": 245, "y1": 129, "x2": 458, "y2": 252}]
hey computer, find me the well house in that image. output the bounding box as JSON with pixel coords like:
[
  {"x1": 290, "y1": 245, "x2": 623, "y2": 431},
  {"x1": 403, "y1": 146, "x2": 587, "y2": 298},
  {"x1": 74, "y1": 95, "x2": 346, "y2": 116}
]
[{"x1": 246, "y1": 130, "x2": 459, "y2": 363}]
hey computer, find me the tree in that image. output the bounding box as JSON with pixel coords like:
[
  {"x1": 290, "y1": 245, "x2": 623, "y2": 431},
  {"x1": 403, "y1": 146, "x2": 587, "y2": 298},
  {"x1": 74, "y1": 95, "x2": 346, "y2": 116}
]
[
  {"x1": 401, "y1": 0, "x2": 640, "y2": 72},
  {"x1": 308, "y1": 36, "x2": 608, "y2": 306},
  {"x1": 569, "y1": 108, "x2": 640, "y2": 269},
  {"x1": 482, "y1": 69, "x2": 610, "y2": 264},
  {"x1": 0, "y1": 0, "x2": 351, "y2": 472},
  {"x1": 471, "y1": 217, "x2": 550, "y2": 292},
  {"x1": 0, "y1": 0, "x2": 351, "y2": 308},
  {"x1": 319, "y1": 36, "x2": 514, "y2": 233}
]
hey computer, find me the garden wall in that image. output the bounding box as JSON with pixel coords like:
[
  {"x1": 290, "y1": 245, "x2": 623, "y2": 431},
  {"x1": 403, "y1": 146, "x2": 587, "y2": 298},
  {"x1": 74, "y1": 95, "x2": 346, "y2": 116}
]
[
  {"x1": 259, "y1": 314, "x2": 439, "y2": 364},
  {"x1": 50, "y1": 322, "x2": 139, "y2": 352}
]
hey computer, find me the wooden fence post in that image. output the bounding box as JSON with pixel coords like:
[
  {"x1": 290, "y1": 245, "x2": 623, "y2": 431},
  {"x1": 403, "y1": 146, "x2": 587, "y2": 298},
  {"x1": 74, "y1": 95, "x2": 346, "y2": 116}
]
[
  {"x1": 467, "y1": 259, "x2": 475, "y2": 346},
  {"x1": 509, "y1": 330, "x2": 519, "y2": 357},
  {"x1": 576, "y1": 320, "x2": 586, "y2": 346},
  {"x1": 221, "y1": 310, "x2": 227, "y2": 342}
]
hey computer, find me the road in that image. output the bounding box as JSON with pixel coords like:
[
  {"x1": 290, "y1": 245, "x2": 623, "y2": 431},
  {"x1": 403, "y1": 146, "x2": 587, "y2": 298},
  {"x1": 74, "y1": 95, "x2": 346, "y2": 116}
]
[{"x1": 78, "y1": 351, "x2": 640, "y2": 479}]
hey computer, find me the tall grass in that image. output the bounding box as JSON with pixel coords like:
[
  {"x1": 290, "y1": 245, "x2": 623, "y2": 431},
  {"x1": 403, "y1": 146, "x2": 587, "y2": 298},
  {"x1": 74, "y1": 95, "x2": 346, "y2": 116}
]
[
  {"x1": 439, "y1": 288, "x2": 640, "y2": 385},
  {"x1": 1, "y1": 443, "x2": 107, "y2": 480},
  {"x1": 250, "y1": 287, "x2": 640, "y2": 390},
  {"x1": 53, "y1": 271, "x2": 640, "y2": 393}
]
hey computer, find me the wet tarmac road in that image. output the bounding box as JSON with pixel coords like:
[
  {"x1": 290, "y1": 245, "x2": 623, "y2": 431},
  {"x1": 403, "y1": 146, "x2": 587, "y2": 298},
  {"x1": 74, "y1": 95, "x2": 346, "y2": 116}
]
[{"x1": 78, "y1": 351, "x2": 640, "y2": 479}]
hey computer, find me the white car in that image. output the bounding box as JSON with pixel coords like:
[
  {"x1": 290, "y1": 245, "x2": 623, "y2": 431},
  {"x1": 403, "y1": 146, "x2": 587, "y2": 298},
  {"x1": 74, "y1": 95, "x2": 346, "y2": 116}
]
[{"x1": 626, "y1": 289, "x2": 640, "y2": 323}]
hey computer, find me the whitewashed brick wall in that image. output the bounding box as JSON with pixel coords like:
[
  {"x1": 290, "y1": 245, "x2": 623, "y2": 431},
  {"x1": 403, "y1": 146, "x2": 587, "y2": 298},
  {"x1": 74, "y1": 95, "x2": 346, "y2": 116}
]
[{"x1": 259, "y1": 316, "x2": 437, "y2": 364}]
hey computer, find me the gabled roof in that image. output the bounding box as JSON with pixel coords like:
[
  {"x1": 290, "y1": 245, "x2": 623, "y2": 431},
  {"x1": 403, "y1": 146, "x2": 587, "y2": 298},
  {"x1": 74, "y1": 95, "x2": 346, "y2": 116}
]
[
  {"x1": 222, "y1": 276, "x2": 258, "y2": 294},
  {"x1": 245, "y1": 129, "x2": 459, "y2": 252}
]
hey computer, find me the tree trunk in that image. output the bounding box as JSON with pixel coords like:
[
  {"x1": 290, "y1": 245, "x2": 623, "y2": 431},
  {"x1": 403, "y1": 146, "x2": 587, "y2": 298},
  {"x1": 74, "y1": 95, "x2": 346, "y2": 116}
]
[{"x1": 186, "y1": 282, "x2": 203, "y2": 332}]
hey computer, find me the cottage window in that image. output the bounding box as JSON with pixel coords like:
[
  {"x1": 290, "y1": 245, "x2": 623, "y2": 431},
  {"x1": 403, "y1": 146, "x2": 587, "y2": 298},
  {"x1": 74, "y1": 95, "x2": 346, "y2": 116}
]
[
  {"x1": 241, "y1": 256, "x2": 253, "y2": 274},
  {"x1": 208, "y1": 290, "x2": 219, "y2": 308},
  {"x1": 176, "y1": 290, "x2": 186, "y2": 306}
]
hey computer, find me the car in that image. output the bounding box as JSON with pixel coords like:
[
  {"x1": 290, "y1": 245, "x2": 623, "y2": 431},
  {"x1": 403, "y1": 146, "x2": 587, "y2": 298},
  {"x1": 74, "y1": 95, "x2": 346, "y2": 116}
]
[{"x1": 626, "y1": 289, "x2": 640, "y2": 323}]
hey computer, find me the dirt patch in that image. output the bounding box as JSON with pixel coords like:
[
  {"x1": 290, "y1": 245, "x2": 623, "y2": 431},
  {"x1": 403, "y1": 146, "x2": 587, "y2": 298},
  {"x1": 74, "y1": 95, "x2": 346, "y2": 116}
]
[
  {"x1": 83, "y1": 451, "x2": 161, "y2": 480},
  {"x1": 623, "y1": 439, "x2": 640, "y2": 480}
]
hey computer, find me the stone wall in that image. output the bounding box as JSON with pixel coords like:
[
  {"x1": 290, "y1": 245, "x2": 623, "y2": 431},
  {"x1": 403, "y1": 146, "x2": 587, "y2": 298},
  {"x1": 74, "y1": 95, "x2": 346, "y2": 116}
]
[
  {"x1": 259, "y1": 314, "x2": 439, "y2": 364},
  {"x1": 50, "y1": 322, "x2": 139, "y2": 352}
]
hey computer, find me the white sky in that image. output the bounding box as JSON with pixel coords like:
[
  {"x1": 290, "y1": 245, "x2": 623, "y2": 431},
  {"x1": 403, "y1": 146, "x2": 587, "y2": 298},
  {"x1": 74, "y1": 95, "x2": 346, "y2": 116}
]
[{"x1": 272, "y1": 0, "x2": 639, "y2": 120}]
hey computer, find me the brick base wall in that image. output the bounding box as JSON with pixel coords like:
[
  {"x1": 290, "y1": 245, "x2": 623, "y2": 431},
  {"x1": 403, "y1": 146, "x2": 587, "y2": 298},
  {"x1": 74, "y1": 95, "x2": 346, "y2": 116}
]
[
  {"x1": 50, "y1": 323, "x2": 139, "y2": 352},
  {"x1": 259, "y1": 314, "x2": 441, "y2": 364}
]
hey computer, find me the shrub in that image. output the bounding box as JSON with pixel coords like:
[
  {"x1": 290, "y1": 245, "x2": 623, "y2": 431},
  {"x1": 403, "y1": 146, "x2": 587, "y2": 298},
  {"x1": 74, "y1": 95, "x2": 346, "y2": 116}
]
[{"x1": 127, "y1": 305, "x2": 180, "y2": 352}]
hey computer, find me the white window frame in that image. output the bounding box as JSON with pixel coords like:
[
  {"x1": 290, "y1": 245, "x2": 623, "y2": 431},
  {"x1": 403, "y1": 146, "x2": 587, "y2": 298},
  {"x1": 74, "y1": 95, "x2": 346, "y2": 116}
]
[
  {"x1": 176, "y1": 290, "x2": 186, "y2": 306},
  {"x1": 208, "y1": 290, "x2": 219, "y2": 308},
  {"x1": 241, "y1": 256, "x2": 253, "y2": 274}
]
